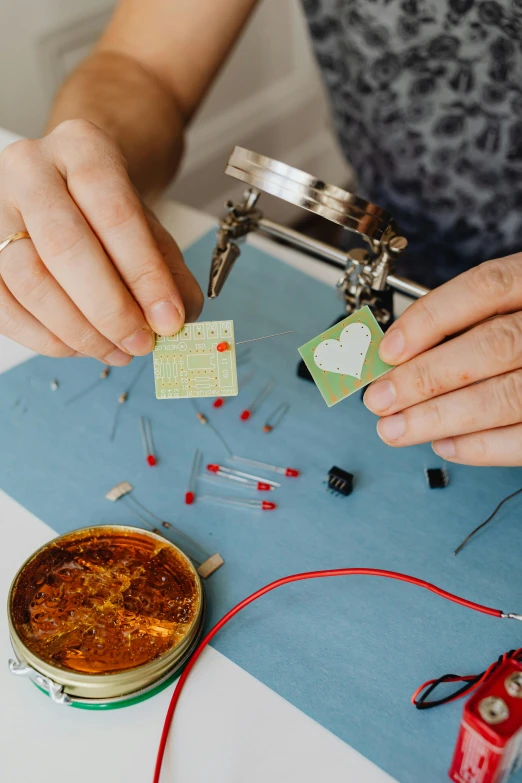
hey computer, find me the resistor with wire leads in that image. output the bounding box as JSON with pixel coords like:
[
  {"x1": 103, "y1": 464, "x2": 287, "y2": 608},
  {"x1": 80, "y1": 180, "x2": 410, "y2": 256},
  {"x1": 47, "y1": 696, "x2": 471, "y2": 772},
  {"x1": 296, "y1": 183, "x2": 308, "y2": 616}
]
[{"x1": 263, "y1": 403, "x2": 289, "y2": 433}]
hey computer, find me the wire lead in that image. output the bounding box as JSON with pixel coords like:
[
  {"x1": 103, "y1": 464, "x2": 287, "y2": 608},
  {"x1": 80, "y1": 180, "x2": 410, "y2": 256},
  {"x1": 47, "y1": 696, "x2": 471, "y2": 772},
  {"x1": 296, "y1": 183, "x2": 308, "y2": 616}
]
[
  {"x1": 236, "y1": 330, "x2": 292, "y2": 345},
  {"x1": 65, "y1": 366, "x2": 111, "y2": 405},
  {"x1": 263, "y1": 402, "x2": 290, "y2": 433},
  {"x1": 453, "y1": 487, "x2": 522, "y2": 555}
]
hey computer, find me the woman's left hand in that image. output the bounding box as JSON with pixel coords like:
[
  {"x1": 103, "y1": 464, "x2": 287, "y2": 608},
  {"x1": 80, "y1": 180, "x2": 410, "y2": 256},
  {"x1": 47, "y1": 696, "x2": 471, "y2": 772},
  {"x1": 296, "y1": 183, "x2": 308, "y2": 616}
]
[{"x1": 363, "y1": 252, "x2": 522, "y2": 466}]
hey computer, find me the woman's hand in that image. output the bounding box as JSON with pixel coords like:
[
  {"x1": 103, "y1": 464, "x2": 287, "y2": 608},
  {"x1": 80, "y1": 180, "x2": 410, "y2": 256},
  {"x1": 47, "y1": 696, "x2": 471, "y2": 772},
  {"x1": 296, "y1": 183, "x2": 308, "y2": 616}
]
[
  {"x1": 0, "y1": 120, "x2": 203, "y2": 365},
  {"x1": 363, "y1": 253, "x2": 522, "y2": 466}
]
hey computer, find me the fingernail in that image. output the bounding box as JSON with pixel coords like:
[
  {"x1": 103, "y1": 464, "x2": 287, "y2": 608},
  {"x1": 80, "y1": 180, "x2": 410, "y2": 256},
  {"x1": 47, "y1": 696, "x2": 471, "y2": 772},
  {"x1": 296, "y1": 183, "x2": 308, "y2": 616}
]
[
  {"x1": 121, "y1": 328, "x2": 154, "y2": 355},
  {"x1": 105, "y1": 348, "x2": 133, "y2": 366},
  {"x1": 364, "y1": 380, "x2": 396, "y2": 413},
  {"x1": 379, "y1": 329, "x2": 405, "y2": 364},
  {"x1": 432, "y1": 438, "x2": 456, "y2": 458},
  {"x1": 148, "y1": 300, "x2": 183, "y2": 335},
  {"x1": 377, "y1": 413, "x2": 405, "y2": 442}
]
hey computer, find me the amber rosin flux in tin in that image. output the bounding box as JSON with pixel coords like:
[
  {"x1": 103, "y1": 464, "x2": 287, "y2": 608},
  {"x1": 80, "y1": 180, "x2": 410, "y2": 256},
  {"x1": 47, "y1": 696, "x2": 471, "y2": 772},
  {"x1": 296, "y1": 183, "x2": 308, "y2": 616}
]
[{"x1": 8, "y1": 526, "x2": 205, "y2": 709}]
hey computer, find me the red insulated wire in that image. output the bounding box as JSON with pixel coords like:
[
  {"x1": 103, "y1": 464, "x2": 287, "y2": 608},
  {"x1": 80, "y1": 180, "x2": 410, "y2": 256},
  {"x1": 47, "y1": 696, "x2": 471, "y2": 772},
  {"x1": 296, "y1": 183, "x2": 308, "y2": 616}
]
[{"x1": 152, "y1": 568, "x2": 503, "y2": 783}]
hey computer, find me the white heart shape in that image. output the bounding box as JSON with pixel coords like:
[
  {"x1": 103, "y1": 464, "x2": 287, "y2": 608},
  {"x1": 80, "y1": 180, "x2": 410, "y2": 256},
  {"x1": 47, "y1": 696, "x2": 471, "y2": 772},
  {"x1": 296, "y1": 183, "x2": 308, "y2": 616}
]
[{"x1": 313, "y1": 323, "x2": 371, "y2": 379}]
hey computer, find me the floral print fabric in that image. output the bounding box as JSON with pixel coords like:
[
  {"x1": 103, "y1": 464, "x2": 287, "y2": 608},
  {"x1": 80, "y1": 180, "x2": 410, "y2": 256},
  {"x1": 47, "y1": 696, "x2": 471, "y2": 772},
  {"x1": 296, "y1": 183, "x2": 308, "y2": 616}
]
[{"x1": 302, "y1": 0, "x2": 522, "y2": 287}]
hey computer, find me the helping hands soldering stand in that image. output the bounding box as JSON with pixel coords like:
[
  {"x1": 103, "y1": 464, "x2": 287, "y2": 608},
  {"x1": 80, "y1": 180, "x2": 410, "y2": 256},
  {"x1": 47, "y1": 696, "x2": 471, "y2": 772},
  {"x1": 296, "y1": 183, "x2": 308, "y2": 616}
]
[{"x1": 208, "y1": 147, "x2": 430, "y2": 329}]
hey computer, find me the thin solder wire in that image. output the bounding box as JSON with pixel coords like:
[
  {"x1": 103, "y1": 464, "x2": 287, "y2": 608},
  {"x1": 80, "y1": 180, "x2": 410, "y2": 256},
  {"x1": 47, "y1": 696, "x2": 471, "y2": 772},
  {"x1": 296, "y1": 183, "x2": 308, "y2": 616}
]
[
  {"x1": 453, "y1": 487, "x2": 522, "y2": 556},
  {"x1": 120, "y1": 495, "x2": 210, "y2": 562}
]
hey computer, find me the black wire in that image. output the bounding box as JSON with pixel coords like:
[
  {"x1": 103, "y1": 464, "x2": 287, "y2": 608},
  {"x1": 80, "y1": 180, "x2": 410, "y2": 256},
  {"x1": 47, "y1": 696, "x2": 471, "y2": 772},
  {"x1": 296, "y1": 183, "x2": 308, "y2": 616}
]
[
  {"x1": 453, "y1": 487, "x2": 522, "y2": 556},
  {"x1": 415, "y1": 649, "x2": 522, "y2": 709}
]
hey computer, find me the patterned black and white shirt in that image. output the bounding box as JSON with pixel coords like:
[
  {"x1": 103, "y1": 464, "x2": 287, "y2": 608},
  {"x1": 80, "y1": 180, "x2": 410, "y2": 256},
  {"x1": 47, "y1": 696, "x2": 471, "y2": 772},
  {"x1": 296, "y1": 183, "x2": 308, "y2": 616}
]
[{"x1": 302, "y1": 0, "x2": 522, "y2": 287}]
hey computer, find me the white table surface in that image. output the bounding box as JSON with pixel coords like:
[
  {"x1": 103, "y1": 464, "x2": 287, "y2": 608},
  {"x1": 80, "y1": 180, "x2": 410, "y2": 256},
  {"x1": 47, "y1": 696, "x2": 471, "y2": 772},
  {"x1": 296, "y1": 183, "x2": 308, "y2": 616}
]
[{"x1": 0, "y1": 127, "x2": 397, "y2": 783}]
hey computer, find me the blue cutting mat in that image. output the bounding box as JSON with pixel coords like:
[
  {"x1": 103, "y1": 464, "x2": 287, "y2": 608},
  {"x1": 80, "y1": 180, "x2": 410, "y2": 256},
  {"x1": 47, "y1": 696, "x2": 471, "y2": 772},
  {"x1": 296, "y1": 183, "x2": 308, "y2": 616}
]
[{"x1": 2, "y1": 230, "x2": 522, "y2": 783}]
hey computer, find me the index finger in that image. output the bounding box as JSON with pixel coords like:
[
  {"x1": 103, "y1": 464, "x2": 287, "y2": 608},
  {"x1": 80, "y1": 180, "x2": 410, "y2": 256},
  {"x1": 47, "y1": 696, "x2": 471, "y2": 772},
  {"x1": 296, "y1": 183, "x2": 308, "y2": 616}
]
[
  {"x1": 378, "y1": 253, "x2": 522, "y2": 366},
  {"x1": 46, "y1": 122, "x2": 185, "y2": 336}
]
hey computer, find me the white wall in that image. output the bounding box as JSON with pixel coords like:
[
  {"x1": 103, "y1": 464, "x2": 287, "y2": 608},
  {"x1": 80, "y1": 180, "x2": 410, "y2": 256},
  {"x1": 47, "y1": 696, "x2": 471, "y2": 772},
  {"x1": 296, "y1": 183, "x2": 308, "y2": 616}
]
[{"x1": 0, "y1": 0, "x2": 351, "y2": 220}]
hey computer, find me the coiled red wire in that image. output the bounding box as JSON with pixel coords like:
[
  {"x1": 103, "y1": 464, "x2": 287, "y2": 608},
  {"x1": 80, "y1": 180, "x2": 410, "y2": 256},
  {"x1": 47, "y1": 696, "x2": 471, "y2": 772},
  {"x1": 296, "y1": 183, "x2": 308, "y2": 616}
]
[{"x1": 153, "y1": 568, "x2": 504, "y2": 783}]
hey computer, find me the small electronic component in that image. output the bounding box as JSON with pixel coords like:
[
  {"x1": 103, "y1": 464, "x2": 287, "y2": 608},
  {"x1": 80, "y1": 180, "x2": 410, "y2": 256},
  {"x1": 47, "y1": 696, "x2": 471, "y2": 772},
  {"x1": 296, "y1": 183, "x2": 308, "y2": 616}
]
[
  {"x1": 298, "y1": 306, "x2": 394, "y2": 407},
  {"x1": 105, "y1": 481, "x2": 133, "y2": 501},
  {"x1": 139, "y1": 416, "x2": 156, "y2": 466},
  {"x1": 153, "y1": 320, "x2": 238, "y2": 400},
  {"x1": 200, "y1": 495, "x2": 277, "y2": 511},
  {"x1": 263, "y1": 403, "x2": 289, "y2": 433},
  {"x1": 240, "y1": 380, "x2": 274, "y2": 421},
  {"x1": 230, "y1": 455, "x2": 299, "y2": 477},
  {"x1": 425, "y1": 468, "x2": 448, "y2": 489},
  {"x1": 196, "y1": 553, "x2": 225, "y2": 579},
  {"x1": 206, "y1": 463, "x2": 276, "y2": 491},
  {"x1": 185, "y1": 449, "x2": 202, "y2": 505},
  {"x1": 326, "y1": 466, "x2": 354, "y2": 496},
  {"x1": 50, "y1": 379, "x2": 59, "y2": 391},
  {"x1": 190, "y1": 400, "x2": 232, "y2": 455},
  {"x1": 104, "y1": 481, "x2": 224, "y2": 579}
]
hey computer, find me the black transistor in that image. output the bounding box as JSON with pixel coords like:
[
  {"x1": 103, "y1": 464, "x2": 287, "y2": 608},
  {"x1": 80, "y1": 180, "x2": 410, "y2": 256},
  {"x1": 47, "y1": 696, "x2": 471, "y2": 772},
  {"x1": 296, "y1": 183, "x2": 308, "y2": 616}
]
[
  {"x1": 425, "y1": 468, "x2": 449, "y2": 489},
  {"x1": 327, "y1": 466, "x2": 354, "y2": 496}
]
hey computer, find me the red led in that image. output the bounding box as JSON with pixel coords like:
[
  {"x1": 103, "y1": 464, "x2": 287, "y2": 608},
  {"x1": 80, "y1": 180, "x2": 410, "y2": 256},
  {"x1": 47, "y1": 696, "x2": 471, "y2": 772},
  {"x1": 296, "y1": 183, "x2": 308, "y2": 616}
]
[
  {"x1": 213, "y1": 398, "x2": 224, "y2": 408},
  {"x1": 207, "y1": 464, "x2": 220, "y2": 473},
  {"x1": 240, "y1": 410, "x2": 251, "y2": 421},
  {"x1": 216, "y1": 341, "x2": 229, "y2": 352},
  {"x1": 261, "y1": 501, "x2": 277, "y2": 511},
  {"x1": 147, "y1": 454, "x2": 157, "y2": 467},
  {"x1": 185, "y1": 491, "x2": 195, "y2": 505},
  {"x1": 285, "y1": 468, "x2": 299, "y2": 477},
  {"x1": 257, "y1": 482, "x2": 272, "y2": 491}
]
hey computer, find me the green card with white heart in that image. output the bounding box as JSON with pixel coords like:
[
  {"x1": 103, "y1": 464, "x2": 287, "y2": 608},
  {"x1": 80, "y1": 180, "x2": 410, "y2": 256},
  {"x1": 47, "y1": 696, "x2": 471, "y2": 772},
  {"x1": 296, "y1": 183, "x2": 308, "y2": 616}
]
[{"x1": 298, "y1": 306, "x2": 394, "y2": 407}]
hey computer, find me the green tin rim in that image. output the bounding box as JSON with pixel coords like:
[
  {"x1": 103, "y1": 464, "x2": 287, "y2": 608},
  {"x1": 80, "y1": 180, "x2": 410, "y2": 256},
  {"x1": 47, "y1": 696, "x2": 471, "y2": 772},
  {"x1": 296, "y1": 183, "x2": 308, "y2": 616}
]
[{"x1": 32, "y1": 661, "x2": 186, "y2": 710}]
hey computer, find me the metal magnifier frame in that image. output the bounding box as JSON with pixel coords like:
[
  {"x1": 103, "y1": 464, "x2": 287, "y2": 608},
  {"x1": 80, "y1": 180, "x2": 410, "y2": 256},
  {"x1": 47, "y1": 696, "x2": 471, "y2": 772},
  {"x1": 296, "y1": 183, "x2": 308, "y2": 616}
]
[
  {"x1": 208, "y1": 147, "x2": 430, "y2": 324},
  {"x1": 225, "y1": 147, "x2": 392, "y2": 242}
]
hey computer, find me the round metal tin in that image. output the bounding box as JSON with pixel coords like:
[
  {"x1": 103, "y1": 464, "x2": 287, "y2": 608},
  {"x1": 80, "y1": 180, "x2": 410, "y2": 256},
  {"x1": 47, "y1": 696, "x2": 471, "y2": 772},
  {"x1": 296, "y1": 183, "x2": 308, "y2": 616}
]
[{"x1": 8, "y1": 525, "x2": 204, "y2": 708}]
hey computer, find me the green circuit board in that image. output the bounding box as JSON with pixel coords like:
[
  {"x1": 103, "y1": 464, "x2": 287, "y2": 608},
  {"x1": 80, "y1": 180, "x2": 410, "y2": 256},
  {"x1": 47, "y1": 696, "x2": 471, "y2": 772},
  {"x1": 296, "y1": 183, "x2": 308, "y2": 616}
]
[
  {"x1": 153, "y1": 320, "x2": 238, "y2": 400},
  {"x1": 298, "y1": 306, "x2": 394, "y2": 407}
]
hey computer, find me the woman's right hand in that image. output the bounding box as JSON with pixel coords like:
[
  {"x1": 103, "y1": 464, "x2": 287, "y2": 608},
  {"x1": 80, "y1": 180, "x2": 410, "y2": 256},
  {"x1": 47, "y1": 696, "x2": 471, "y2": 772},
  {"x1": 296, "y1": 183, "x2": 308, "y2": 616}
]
[{"x1": 0, "y1": 119, "x2": 203, "y2": 365}]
